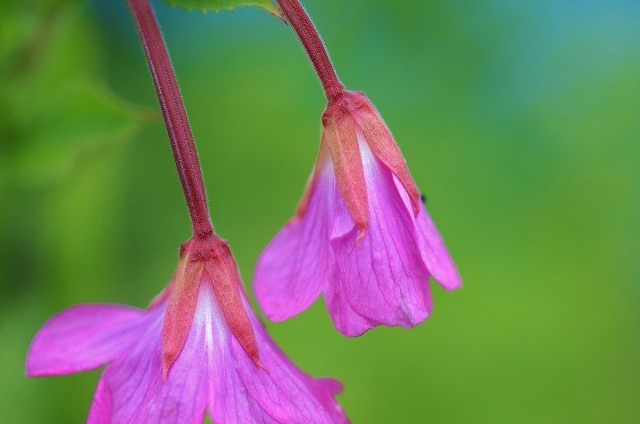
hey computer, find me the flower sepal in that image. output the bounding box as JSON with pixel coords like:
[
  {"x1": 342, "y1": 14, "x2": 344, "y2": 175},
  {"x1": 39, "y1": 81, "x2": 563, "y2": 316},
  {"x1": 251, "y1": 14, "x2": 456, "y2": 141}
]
[
  {"x1": 161, "y1": 234, "x2": 262, "y2": 378},
  {"x1": 320, "y1": 90, "x2": 422, "y2": 241}
]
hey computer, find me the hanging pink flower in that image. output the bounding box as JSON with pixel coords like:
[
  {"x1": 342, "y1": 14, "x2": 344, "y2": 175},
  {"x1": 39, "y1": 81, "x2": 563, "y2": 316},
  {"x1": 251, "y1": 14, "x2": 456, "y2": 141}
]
[
  {"x1": 255, "y1": 91, "x2": 461, "y2": 336},
  {"x1": 27, "y1": 236, "x2": 349, "y2": 424}
]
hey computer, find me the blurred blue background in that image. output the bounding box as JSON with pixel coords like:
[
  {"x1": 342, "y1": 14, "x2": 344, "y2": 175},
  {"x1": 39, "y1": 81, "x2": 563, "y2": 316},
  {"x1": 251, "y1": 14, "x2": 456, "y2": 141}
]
[{"x1": 1, "y1": 0, "x2": 639, "y2": 422}]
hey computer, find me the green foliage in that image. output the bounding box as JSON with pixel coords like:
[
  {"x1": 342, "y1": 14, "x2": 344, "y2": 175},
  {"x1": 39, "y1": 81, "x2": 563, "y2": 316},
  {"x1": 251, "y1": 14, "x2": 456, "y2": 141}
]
[
  {"x1": 0, "y1": 5, "x2": 152, "y2": 420},
  {"x1": 0, "y1": 0, "x2": 151, "y2": 189},
  {"x1": 4, "y1": 81, "x2": 152, "y2": 187},
  {"x1": 160, "y1": 0, "x2": 281, "y2": 15}
]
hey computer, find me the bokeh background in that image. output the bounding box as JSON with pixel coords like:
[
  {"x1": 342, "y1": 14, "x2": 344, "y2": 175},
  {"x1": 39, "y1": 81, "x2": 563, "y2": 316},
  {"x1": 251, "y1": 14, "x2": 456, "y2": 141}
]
[{"x1": 1, "y1": 0, "x2": 639, "y2": 422}]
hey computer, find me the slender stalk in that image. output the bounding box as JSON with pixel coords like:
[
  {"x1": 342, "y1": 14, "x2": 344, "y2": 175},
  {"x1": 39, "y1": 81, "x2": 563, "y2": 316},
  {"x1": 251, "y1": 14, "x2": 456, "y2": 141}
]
[
  {"x1": 126, "y1": 0, "x2": 214, "y2": 238},
  {"x1": 275, "y1": 0, "x2": 344, "y2": 101}
]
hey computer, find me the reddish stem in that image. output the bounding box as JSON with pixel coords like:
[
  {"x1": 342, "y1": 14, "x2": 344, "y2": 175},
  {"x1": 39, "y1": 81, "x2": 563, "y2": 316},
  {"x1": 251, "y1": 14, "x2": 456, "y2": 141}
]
[
  {"x1": 126, "y1": 0, "x2": 214, "y2": 238},
  {"x1": 275, "y1": 0, "x2": 344, "y2": 101}
]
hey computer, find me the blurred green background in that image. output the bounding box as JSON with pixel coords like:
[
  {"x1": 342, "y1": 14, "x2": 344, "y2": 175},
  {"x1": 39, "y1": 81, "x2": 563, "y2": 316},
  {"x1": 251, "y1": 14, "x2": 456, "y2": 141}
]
[{"x1": 1, "y1": 0, "x2": 639, "y2": 422}]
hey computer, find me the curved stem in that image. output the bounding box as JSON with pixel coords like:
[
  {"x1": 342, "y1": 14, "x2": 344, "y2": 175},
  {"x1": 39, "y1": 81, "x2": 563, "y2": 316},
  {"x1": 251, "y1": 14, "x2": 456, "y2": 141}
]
[
  {"x1": 275, "y1": 0, "x2": 344, "y2": 101},
  {"x1": 126, "y1": 0, "x2": 214, "y2": 238}
]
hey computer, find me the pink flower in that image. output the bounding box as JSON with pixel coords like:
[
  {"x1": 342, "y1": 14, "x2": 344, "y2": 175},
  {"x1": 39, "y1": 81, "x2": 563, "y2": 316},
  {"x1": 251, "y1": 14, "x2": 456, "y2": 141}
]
[
  {"x1": 27, "y1": 236, "x2": 349, "y2": 424},
  {"x1": 255, "y1": 91, "x2": 461, "y2": 337}
]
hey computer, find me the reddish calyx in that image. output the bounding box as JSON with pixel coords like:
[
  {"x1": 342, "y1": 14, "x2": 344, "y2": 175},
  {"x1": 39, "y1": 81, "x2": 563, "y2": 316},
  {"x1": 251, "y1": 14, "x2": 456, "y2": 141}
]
[
  {"x1": 161, "y1": 234, "x2": 262, "y2": 378},
  {"x1": 320, "y1": 91, "x2": 421, "y2": 241},
  {"x1": 323, "y1": 94, "x2": 369, "y2": 239},
  {"x1": 350, "y1": 93, "x2": 421, "y2": 217}
]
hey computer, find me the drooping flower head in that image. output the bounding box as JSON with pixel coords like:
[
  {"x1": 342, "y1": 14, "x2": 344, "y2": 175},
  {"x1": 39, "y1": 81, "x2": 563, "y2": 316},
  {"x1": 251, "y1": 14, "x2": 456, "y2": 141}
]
[
  {"x1": 27, "y1": 234, "x2": 349, "y2": 424},
  {"x1": 255, "y1": 90, "x2": 462, "y2": 336}
]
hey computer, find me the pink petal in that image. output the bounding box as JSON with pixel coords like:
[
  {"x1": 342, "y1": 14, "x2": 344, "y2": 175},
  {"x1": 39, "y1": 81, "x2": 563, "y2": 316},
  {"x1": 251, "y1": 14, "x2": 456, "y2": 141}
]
[
  {"x1": 323, "y1": 269, "x2": 379, "y2": 337},
  {"x1": 87, "y1": 377, "x2": 112, "y2": 424},
  {"x1": 26, "y1": 305, "x2": 145, "y2": 377},
  {"x1": 101, "y1": 304, "x2": 209, "y2": 424},
  {"x1": 389, "y1": 175, "x2": 462, "y2": 291},
  {"x1": 210, "y1": 304, "x2": 349, "y2": 424},
  {"x1": 416, "y1": 204, "x2": 463, "y2": 291},
  {"x1": 254, "y1": 165, "x2": 335, "y2": 322},
  {"x1": 308, "y1": 378, "x2": 349, "y2": 424},
  {"x1": 327, "y1": 138, "x2": 433, "y2": 336}
]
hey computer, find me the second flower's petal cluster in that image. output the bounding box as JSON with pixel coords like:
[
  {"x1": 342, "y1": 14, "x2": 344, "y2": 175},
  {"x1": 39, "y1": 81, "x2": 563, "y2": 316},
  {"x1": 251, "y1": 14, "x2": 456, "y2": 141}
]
[
  {"x1": 256, "y1": 91, "x2": 461, "y2": 336},
  {"x1": 327, "y1": 139, "x2": 433, "y2": 336}
]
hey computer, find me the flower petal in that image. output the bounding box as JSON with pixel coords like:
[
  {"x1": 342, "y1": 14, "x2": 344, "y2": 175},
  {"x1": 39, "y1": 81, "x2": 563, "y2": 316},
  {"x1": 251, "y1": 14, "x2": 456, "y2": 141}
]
[
  {"x1": 323, "y1": 268, "x2": 379, "y2": 337},
  {"x1": 87, "y1": 377, "x2": 113, "y2": 424},
  {"x1": 312, "y1": 378, "x2": 348, "y2": 424},
  {"x1": 416, "y1": 204, "x2": 463, "y2": 291},
  {"x1": 102, "y1": 304, "x2": 209, "y2": 424},
  {"x1": 295, "y1": 138, "x2": 331, "y2": 218},
  {"x1": 26, "y1": 305, "x2": 145, "y2": 377},
  {"x1": 210, "y1": 306, "x2": 349, "y2": 424},
  {"x1": 327, "y1": 138, "x2": 433, "y2": 336},
  {"x1": 389, "y1": 175, "x2": 462, "y2": 292},
  {"x1": 254, "y1": 164, "x2": 335, "y2": 322}
]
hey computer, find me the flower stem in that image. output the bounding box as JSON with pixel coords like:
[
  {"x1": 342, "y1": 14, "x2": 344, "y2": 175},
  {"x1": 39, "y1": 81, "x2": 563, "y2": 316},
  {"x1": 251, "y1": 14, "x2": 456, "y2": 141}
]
[
  {"x1": 126, "y1": 0, "x2": 214, "y2": 239},
  {"x1": 275, "y1": 0, "x2": 344, "y2": 101}
]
